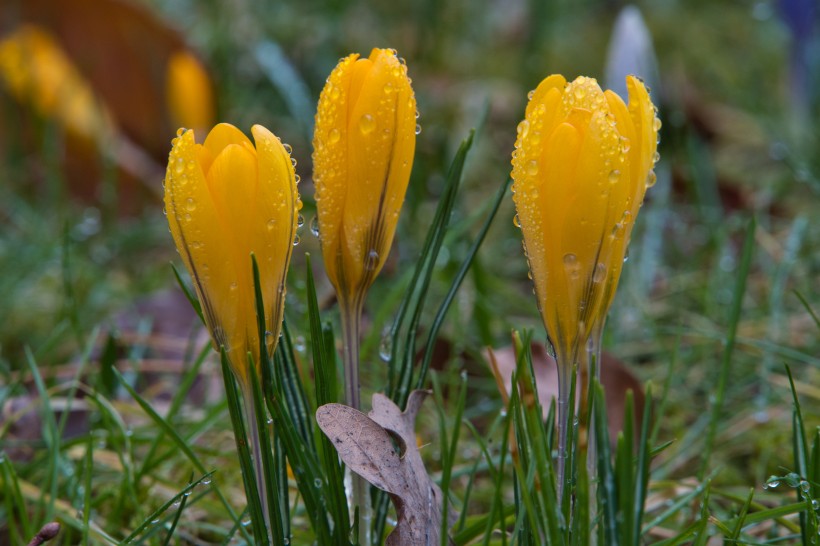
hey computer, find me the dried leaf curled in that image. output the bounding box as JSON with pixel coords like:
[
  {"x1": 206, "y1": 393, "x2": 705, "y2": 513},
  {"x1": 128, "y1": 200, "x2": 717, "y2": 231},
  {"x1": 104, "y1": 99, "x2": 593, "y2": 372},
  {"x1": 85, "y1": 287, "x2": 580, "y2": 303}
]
[{"x1": 316, "y1": 390, "x2": 455, "y2": 546}]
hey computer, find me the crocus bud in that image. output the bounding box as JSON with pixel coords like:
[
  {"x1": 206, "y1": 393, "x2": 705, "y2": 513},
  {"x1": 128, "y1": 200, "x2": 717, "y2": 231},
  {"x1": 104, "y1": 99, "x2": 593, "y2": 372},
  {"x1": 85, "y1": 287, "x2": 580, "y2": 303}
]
[
  {"x1": 511, "y1": 75, "x2": 660, "y2": 362},
  {"x1": 165, "y1": 50, "x2": 215, "y2": 135},
  {"x1": 0, "y1": 24, "x2": 112, "y2": 140},
  {"x1": 312, "y1": 48, "x2": 417, "y2": 306},
  {"x1": 164, "y1": 123, "x2": 299, "y2": 384}
]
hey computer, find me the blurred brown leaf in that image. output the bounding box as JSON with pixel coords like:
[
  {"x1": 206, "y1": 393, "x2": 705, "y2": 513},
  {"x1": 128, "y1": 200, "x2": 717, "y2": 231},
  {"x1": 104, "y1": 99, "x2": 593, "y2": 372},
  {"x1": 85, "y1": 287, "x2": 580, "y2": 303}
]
[{"x1": 487, "y1": 342, "x2": 643, "y2": 445}]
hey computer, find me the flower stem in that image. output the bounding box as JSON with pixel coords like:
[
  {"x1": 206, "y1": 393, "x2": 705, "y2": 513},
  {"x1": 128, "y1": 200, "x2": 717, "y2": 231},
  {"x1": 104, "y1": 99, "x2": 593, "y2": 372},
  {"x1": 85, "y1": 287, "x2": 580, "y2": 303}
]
[
  {"x1": 242, "y1": 384, "x2": 272, "y2": 544},
  {"x1": 340, "y1": 299, "x2": 372, "y2": 544},
  {"x1": 555, "y1": 357, "x2": 573, "y2": 504}
]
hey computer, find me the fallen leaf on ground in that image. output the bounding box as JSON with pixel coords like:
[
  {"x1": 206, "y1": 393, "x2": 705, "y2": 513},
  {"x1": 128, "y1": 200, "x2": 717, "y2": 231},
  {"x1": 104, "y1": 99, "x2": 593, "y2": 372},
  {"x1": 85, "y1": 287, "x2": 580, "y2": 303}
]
[{"x1": 316, "y1": 390, "x2": 455, "y2": 545}]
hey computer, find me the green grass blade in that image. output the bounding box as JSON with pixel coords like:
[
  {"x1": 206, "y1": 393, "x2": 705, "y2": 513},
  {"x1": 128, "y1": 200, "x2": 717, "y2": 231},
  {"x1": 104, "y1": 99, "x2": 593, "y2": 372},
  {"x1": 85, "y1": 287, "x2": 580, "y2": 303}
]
[
  {"x1": 172, "y1": 262, "x2": 204, "y2": 324},
  {"x1": 793, "y1": 290, "x2": 820, "y2": 330},
  {"x1": 414, "y1": 175, "x2": 511, "y2": 391},
  {"x1": 114, "y1": 365, "x2": 250, "y2": 542},
  {"x1": 219, "y1": 352, "x2": 269, "y2": 544},
  {"x1": 160, "y1": 474, "x2": 193, "y2": 546},
  {"x1": 24, "y1": 347, "x2": 60, "y2": 523},
  {"x1": 306, "y1": 258, "x2": 350, "y2": 543},
  {"x1": 82, "y1": 433, "x2": 93, "y2": 546},
  {"x1": 390, "y1": 130, "x2": 474, "y2": 408},
  {"x1": 699, "y1": 216, "x2": 756, "y2": 478},
  {"x1": 594, "y1": 381, "x2": 619, "y2": 546},
  {"x1": 120, "y1": 471, "x2": 215, "y2": 543},
  {"x1": 730, "y1": 488, "x2": 756, "y2": 541}
]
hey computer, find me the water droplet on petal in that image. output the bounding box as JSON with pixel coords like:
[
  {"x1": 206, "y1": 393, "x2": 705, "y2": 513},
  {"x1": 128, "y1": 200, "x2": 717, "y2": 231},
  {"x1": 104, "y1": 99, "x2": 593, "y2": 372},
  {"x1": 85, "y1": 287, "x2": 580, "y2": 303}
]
[
  {"x1": 328, "y1": 128, "x2": 340, "y2": 144},
  {"x1": 608, "y1": 170, "x2": 620, "y2": 184},
  {"x1": 646, "y1": 170, "x2": 657, "y2": 188},
  {"x1": 593, "y1": 262, "x2": 607, "y2": 282},
  {"x1": 309, "y1": 215, "x2": 320, "y2": 236},
  {"x1": 563, "y1": 253, "x2": 580, "y2": 279},
  {"x1": 513, "y1": 214, "x2": 521, "y2": 228},
  {"x1": 293, "y1": 234, "x2": 301, "y2": 246},
  {"x1": 359, "y1": 113, "x2": 375, "y2": 135},
  {"x1": 415, "y1": 124, "x2": 422, "y2": 135},
  {"x1": 526, "y1": 160, "x2": 539, "y2": 176},
  {"x1": 297, "y1": 214, "x2": 304, "y2": 228}
]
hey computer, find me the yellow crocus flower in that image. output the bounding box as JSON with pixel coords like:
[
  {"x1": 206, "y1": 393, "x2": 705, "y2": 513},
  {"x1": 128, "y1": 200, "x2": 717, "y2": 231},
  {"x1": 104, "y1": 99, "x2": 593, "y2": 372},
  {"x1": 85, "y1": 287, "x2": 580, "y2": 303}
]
[
  {"x1": 164, "y1": 123, "x2": 299, "y2": 385},
  {"x1": 312, "y1": 47, "x2": 417, "y2": 309},
  {"x1": 0, "y1": 24, "x2": 113, "y2": 141},
  {"x1": 511, "y1": 74, "x2": 659, "y2": 366},
  {"x1": 165, "y1": 50, "x2": 215, "y2": 134}
]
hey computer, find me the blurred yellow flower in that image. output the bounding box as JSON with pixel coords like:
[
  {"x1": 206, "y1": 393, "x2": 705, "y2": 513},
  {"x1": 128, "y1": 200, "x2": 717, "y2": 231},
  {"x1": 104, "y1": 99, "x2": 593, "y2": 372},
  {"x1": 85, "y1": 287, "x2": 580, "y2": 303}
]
[
  {"x1": 511, "y1": 75, "x2": 660, "y2": 363},
  {"x1": 312, "y1": 47, "x2": 417, "y2": 307},
  {"x1": 164, "y1": 123, "x2": 299, "y2": 385},
  {"x1": 165, "y1": 50, "x2": 215, "y2": 134},
  {"x1": 0, "y1": 24, "x2": 113, "y2": 140}
]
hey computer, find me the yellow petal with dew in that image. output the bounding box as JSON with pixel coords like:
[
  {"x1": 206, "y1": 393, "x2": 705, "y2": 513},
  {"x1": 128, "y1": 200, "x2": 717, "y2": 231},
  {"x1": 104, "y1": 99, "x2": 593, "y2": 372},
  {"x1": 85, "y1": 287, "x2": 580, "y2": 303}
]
[{"x1": 251, "y1": 124, "x2": 298, "y2": 355}]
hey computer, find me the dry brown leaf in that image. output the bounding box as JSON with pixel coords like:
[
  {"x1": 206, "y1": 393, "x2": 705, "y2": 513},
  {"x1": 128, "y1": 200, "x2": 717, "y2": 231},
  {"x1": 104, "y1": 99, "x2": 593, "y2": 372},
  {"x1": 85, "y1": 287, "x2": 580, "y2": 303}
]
[
  {"x1": 316, "y1": 391, "x2": 456, "y2": 546},
  {"x1": 486, "y1": 342, "x2": 643, "y2": 445}
]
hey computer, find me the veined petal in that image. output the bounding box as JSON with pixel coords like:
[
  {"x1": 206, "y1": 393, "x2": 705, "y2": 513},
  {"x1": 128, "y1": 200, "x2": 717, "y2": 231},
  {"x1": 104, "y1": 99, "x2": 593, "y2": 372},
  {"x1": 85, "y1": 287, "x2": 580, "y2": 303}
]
[
  {"x1": 164, "y1": 130, "x2": 237, "y2": 363},
  {"x1": 202, "y1": 122, "x2": 254, "y2": 174},
  {"x1": 511, "y1": 73, "x2": 660, "y2": 365},
  {"x1": 251, "y1": 124, "x2": 298, "y2": 353},
  {"x1": 314, "y1": 54, "x2": 358, "y2": 292},
  {"x1": 202, "y1": 143, "x2": 259, "y2": 375},
  {"x1": 626, "y1": 76, "x2": 659, "y2": 189},
  {"x1": 313, "y1": 48, "x2": 416, "y2": 304}
]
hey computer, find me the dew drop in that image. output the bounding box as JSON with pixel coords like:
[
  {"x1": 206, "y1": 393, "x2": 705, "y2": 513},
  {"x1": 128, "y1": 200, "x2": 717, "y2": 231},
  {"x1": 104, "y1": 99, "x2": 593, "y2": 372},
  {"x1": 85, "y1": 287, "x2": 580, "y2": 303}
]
[
  {"x1": 359, "y1": 113, "x2": 375, "y2": 135},
  {"x1": 517, "y1": 119, "x2": 530, "y2": 138},
  {"x1": 653, "y1": 117, "x2": 662, "y2": 131},
  {"x1": 267, "y1": 219, "x2": 276, "y2": 231},
  {"x1": 293, "y1": 234, "x2": 301, "y2": 246},
  {"x1": 563, "y1": 253, "x2": 580, "y2": 279},
  {"x1": 176, "y1": 127, "x2": 186, "y2": 137},
  {"x1": 526, "y1": 160, "x2": 539, "y2": 176},
  {"x1": 293, "y1": 335, "x2": 306, "y2": 353},
  {"x1": 646, "y1": 170, "x2": 657, "y2": 188},
  {"x1": 365, "y1": 249, "x2": 379, "y2": 270},
  {"x1": 379, "y1": 328, "x2": 392, "y2": 362},
  {"x1": 174, "y1": 157, "x2": 185, "y2": 174},
  {"x1": 185, "y1": 197, "x2": 196, "y2": 211},
  {"x1": 574, "y1": 85, "x2": 586, "y2": 100},
  {"x1": 297, "y1": 214, "x2": 304, "y2": 228},
  {"x1": 202, "y1": 476, "x2": 212, "y2": 485},
  {"x1": 513, "y1": 214, "x2": 521, "y2": 228},
  {"x1": 229, "y1": 282, "x2": 238, "y2": 291},
  {"x1": 608, "y1": 170, "x2": 620, "y2": 184},
  {"x1": 328, "y1": 128, "x2": 341, "y2": 144},
  {"x1": 314, "y1": 478, "x2": 323, "y2": 488},
  {"x1": 309, "y1": 215, "x2": 320, "y2": 237},
  {"x1": 415, "y1": 124, "x2": 422, "y2": 135},
  {"x1": 593, "y1": 262, "x2": 607, "y2": 282},
  {"x1": 330, "y1": 85, "x2": 340, "y2": 100}
]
